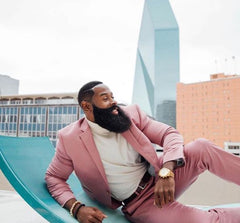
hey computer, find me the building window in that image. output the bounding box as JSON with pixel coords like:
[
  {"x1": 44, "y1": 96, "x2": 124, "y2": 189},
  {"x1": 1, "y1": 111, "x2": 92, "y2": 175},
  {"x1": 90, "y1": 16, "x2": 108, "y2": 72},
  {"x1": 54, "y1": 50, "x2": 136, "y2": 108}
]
[
  {"x1": 18, "y1": 106, "x2": 46, "y2": 137},
  {"x1": 35, "y1": 97, "x2": 46, "y2": 104},
  {"x1": 48, "y1": 97, "x2": 60, "y2": 104},
  {"x1": 62, "y1": 96, "x2": 76, "y2": 104},
  {"x1": 23, "y1": 98, "x2": 33, "y2": 104},
  {"x1": 10, "y1": 98, "x2": 21, "y2": 104},
  {"x1": 0, "y1": 107, "x2": 18, "y2": 136},
  {"x1": 0, "y1": 99, "x2": 9, "y2": 105}
]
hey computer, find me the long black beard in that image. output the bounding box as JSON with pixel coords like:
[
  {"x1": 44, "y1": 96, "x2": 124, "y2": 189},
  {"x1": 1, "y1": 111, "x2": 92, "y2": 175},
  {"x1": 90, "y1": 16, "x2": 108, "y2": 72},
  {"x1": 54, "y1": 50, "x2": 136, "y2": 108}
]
[{"x1": 93, "y1": 105, "x2": 131, "y2": 133}]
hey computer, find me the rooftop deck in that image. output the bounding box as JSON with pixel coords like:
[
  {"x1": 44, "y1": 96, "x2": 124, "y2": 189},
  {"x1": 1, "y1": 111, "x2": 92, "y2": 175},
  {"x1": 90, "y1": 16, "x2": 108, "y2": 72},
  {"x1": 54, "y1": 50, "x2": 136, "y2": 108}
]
[{"x1": 0, "y1": 190, "x2": 48, "y2": 223}]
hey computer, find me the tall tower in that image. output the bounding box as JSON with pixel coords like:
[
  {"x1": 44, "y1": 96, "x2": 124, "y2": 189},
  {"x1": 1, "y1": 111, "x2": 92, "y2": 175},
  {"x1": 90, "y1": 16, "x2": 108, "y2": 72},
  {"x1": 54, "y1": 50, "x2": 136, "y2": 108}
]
[
  {"x1": 132, "y1": 0, "x2": 179, "y2": 127},
  {"x1": 0, "y1": 74, "x2": 19, "y2": 96}
]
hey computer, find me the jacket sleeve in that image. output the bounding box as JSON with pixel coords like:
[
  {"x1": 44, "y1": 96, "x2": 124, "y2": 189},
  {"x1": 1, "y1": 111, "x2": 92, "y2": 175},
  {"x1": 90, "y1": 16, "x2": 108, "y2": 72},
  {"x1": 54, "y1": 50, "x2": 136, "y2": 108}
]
[
  {"x1": 131, "y1": 104, "x2": 185, "y2": 165},
  {"x1": 45, "y1": 132, "x2": 76, "y2": 207}
]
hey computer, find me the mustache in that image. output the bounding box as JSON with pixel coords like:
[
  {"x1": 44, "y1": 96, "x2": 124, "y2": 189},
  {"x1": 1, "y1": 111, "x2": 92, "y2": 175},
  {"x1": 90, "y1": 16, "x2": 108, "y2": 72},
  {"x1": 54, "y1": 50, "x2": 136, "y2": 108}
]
[{"x1": 94, "y1": 105, "x2": 119, "y2": 113}]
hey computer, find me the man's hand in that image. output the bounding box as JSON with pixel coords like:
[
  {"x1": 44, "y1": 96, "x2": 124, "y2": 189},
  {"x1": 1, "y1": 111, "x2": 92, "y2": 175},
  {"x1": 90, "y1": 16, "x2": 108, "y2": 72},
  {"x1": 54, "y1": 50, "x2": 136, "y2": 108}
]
[
  {"x1": 154, "y1": 161, "x2": 176, "y2": 208},
  {"x1": 76, "y1": 206, "x2": 107, "y2": 223},
  {"x1": 154, "y1": 160, "x2": 176, "y2": 208},
  {"x1": 154, "y1": 176, "x2": 175, "y2": 208}
]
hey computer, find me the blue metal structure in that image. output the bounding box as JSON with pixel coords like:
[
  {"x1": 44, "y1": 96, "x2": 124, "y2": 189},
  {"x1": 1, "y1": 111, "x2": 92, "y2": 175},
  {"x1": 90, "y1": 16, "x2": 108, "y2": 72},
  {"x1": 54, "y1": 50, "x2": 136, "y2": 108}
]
[
  {"x1": 0, "y1": 135, "x2": 129, "y2": 223},
  {"x1": 132, "y1": 0, "x2": 179, "y2": 127}
]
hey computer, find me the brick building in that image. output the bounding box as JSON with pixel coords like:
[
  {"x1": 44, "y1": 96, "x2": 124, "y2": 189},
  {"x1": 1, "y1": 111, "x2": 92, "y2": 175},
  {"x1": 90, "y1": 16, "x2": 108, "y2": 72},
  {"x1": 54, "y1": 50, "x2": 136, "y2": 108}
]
[{"x1": 177, "y1": 73, "x2": 240, "y2": 154}]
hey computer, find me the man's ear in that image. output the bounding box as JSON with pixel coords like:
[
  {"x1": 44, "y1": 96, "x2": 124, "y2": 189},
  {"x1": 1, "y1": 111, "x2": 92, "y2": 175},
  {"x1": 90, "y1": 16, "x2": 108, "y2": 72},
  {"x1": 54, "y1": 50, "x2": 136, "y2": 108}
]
[{"x1": 80, "y1": 100, "x2": 92, "y2": 112}]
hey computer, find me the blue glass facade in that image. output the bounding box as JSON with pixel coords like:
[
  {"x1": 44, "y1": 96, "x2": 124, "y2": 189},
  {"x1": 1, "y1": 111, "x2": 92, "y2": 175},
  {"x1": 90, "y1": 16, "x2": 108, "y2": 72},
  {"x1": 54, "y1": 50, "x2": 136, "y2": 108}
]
[
  {"x1": 0, "y1": 107, "x2": 18, "y2": 135},
  {"x1": 132, "y1": 0, "x2": 179, "y2": 127},
  {"x1": 0, "y1": 95, "x2": 82, "y2": 147}
]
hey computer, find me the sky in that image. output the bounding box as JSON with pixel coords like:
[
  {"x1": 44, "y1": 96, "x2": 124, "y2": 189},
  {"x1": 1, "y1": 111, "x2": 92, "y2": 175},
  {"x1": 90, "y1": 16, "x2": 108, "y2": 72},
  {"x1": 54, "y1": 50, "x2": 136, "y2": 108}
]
[{"x1": 0, "y1": 0, "x2": 239, "y2": 104}]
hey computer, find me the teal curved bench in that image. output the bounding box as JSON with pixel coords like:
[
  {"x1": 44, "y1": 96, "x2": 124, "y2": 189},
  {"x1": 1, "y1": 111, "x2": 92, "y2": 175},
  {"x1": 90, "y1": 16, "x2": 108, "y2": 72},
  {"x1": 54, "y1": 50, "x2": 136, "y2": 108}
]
[
  {"x1": 1, "y1": 135, "x2": 240, "y2": 222},
  {"x1": 0, "y1": 135, "x2": 129, "y2": 223}
]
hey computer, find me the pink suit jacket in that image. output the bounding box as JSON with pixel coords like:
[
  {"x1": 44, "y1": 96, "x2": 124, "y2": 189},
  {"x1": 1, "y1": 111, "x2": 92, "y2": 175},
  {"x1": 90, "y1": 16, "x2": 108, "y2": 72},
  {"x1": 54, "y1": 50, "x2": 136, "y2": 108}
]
[{"x1": 45, "y1": 104, "x2": 184, "y2": 209}]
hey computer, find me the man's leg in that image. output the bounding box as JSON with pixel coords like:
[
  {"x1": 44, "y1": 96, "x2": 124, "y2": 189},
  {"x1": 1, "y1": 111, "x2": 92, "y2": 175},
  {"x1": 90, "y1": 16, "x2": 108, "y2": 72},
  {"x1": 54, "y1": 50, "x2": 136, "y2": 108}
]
[
  {"x1": 123, "y1": 138, "x2": 240, "y2": 223},
  {"x1": 123, "y1": 177, "x2": 240, "y2": 223},
  {"x1": 125, "y1": 196, "x2": 240, "y2": 223},
  {"x1": 175, "y1": 138, "x2": 240, "y2": 198}
]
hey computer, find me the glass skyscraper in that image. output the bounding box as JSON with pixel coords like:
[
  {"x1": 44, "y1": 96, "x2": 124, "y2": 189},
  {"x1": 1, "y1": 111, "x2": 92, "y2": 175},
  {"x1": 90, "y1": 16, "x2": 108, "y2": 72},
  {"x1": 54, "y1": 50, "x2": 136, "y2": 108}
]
[{"x1": 132, "y1": 0, "x2": 179, "y2": 127}]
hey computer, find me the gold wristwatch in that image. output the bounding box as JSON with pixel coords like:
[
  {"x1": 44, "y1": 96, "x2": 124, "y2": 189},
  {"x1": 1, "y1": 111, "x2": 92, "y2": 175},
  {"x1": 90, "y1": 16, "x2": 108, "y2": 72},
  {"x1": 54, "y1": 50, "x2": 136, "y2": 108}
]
[{"x1": 158, "y1": 167, "x2": 174, "y2": 178}]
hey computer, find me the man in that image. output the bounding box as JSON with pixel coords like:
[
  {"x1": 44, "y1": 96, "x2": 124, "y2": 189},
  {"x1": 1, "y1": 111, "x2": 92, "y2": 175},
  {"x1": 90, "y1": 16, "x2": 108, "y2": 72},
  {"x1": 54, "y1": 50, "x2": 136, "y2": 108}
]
[{"x1": 45, "y1": 81, "x2": 240, "y2": 223}]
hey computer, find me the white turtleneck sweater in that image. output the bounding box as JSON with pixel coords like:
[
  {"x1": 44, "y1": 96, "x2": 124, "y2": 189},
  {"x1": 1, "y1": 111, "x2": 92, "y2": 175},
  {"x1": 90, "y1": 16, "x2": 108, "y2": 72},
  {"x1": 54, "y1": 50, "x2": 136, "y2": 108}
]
[{"x1": 87, "y1": 119, "x2": 148, "y2": 201}]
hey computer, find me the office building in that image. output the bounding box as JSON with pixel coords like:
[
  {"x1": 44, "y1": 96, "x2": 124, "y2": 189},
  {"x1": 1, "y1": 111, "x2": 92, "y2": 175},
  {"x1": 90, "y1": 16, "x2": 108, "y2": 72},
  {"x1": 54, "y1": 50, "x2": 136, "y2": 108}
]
[
  {"x1": 132, "y1": 0, "x2": 179, "y2": 127},
  {"x1": 0, "y1": 74, "x2": 19, "y2": 96},
  {"x1": 177, "y1": 73, "x2": 240, "y2": 155},
  {"x1": 0, "y1": 93, "x2": 82, "y2": 147}
]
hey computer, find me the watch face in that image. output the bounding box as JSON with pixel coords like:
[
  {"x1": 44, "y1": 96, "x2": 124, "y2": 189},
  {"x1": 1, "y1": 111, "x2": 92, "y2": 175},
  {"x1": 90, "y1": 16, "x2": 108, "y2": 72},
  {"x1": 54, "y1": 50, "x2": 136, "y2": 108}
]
[{"x1": 160, "y1": 168, "x2": 169, "y2": 176}]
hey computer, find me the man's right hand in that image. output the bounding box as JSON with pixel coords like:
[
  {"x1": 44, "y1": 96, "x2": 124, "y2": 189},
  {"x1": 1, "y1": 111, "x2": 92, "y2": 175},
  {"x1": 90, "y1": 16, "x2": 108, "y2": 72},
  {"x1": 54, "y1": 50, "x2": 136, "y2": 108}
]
[{"x1": 76, "y1": 206, "x2": 107, "y2": 223}]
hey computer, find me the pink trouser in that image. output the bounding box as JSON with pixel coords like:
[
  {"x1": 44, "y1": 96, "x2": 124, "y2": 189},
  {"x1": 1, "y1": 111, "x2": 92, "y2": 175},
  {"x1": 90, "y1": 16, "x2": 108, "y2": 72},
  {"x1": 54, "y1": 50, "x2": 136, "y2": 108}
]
[{"x1": 122, "y1": 138, "x2": 240, "y2": 223}]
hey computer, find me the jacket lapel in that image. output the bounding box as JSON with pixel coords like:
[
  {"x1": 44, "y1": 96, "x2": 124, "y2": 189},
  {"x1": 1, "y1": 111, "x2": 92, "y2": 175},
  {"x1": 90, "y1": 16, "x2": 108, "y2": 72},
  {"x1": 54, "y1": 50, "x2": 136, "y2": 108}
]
[
  {"x1": 78, "y1": 119, "x2": 109, "y2": 187},
  {"x1": 121, "y1": 125, "x2": 160, "y2": 171}
]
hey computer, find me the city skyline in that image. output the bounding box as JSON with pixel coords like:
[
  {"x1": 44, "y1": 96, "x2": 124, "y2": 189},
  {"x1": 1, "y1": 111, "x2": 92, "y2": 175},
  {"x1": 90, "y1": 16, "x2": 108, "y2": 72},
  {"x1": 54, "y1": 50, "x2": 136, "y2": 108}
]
[{"x1": 0, "y1": 0, "x2": 239, "y2": 103}]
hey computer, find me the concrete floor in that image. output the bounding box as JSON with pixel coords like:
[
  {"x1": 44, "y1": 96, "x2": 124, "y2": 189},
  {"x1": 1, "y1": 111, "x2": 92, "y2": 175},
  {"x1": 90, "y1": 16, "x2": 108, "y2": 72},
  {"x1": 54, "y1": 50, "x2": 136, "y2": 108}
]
[
  {"x1": 0, "y1": 171, "x2": 48, "y2": 222},
  {"x1": 0, "y1": 190, "x2": 48, "y2": 223}
]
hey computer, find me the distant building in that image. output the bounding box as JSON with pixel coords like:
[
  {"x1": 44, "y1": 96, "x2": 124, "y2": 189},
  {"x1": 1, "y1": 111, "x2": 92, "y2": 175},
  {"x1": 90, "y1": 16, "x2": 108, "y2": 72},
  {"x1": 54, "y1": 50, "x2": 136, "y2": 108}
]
[
  {"x1": 0, "y1": 74, "x2": 19, "y2": 95},
  {"x1": 0, "y1": 93, "x2": 82, "y2": 147},
  {"x1": 224, "y1": 142, "x2": 240, "y2": 156},
  {"x1": 132, "y1": 0, "x2": 179, "y2": 127},
  {"x1": 177, "y1": 73, "x2": 240, "y2": 154}
]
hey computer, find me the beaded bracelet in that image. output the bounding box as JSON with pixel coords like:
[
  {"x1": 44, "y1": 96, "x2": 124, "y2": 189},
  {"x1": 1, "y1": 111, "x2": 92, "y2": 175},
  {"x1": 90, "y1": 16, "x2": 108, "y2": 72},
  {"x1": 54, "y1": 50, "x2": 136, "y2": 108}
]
[
  {"x1": 74, "y1": 203, "x2": 86, "y2": 219},
  {"x1": 70, "y1": 201, "x2": 81, "y2": 217}
]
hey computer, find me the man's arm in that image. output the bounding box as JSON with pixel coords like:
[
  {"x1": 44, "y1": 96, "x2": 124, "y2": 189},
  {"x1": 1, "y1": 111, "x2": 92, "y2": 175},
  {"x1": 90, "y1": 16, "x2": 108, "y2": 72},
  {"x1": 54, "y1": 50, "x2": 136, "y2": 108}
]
[
  {"x1": 45, "y1": 133, "x2": 107, "y2": 222},
  {"x1": 131, "y1": 104, "x2": 185, "y2": 163},
  {"x1": 45, "y1": 133, "x2": 76, "y2": 206}
]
